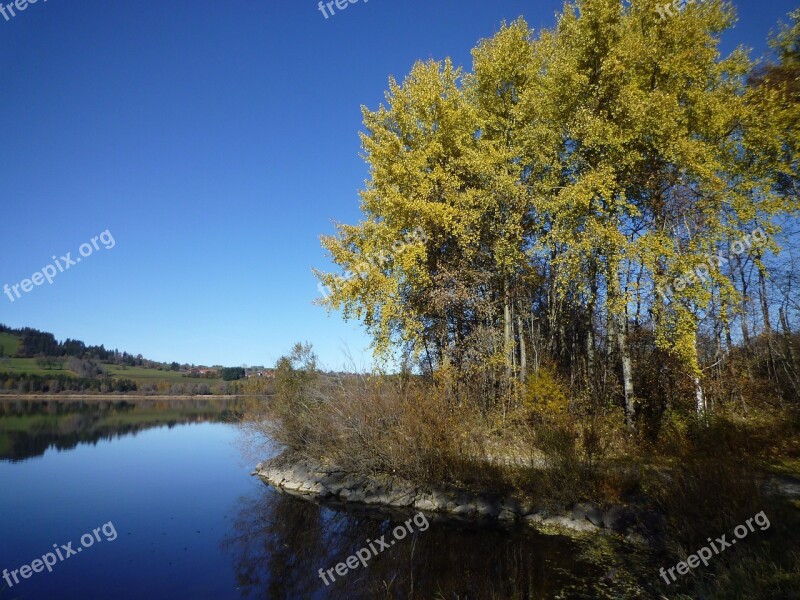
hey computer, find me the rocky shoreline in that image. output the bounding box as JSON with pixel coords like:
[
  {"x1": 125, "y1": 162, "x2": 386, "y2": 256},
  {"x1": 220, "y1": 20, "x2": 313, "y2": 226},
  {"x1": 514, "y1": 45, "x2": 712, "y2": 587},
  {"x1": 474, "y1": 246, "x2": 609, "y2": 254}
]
[{"x1": 253, "y1": 455, "x2": 659, "y2": 545}]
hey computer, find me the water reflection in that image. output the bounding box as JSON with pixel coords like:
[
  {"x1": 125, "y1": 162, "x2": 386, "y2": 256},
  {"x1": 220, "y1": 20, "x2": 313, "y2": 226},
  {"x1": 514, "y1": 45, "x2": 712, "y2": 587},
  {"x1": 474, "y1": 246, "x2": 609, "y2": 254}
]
[
  {"x1": 0, "y1": 397, "x2": 245, "y2": 461},
  {"x1": 0, "y1": 398, "x2": 626, "y2": 599},
  {"x1": 223, "y1": 484, "x2": 606, "y2": 600}
]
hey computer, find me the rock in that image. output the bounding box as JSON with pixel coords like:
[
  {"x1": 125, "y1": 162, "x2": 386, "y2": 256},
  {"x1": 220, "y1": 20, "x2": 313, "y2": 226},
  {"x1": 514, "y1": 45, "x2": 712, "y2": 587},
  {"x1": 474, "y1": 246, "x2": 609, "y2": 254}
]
[
  {"x1": 573, "y1": 502, "x2": 604, "y2": 528},
  {"x1": 281, "y1": 479, "x2": 304, "y2": 493},
  {"x1": 320, "y1": 475, "x2": 345, "y2": 495},
  {"x1": 339, "y1": 474, "x2": 366, "y2": 493},
  {"x1": 543, "y1": 516, "x2": 596, "y2": 532},
  {"x1": 571, "y1": 519, "x2": 598, "y2": 532},
  {"x1": 414, "y1": 496, "x2": 438, "y2": 512},
  {"x1": 254, "y1": 455, "x2": 654, "y2": 538},
  {"x1": 766, "y1": 476, "x2": 800, "y2": 498},
  {"x1": 306, "y1": 481, "x2": 326, "y2": 495},
  {"x1": 500, "y1": 498, "x2": 523, "y2": 517},
  {"x1": 435, "y1": 490, "x2": 458, "y2": 511},
  {"x1": 340, "y1": 487, "x2": 366, "y2": 503},
  {"x1": 524, "y1": 511, "x2": 600, "y2": 533},
  {"x1": 385, "y1": 488, "x2": 417, "y2": 508},
  {"x1": 414, "y1": 489, "x2": 457, "y2": 512},
  {"x1": 498, "y1": 508, "x2": 518, "y2": 522},
  {"x1": 363, "y1": 482, "x2": 412, "y2": 507},
  {"x1": 523, "y1": 504, "x2": 548, "y2": 518},
  {"x1": 524, "y1": 513, "x2": 545, "y2": 524},
  {"x1": 453, "y1": 503, "x2": 477, "y2": 518},
  {"x1": 475, "y1": 497, "x2": 500, "y2": 518}
]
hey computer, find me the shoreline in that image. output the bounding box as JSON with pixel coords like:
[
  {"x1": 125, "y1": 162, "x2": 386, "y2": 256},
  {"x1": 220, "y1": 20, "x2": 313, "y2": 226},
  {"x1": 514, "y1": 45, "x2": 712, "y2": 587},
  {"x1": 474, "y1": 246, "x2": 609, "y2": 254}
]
[
  {"x1": 253, "y1": 455, "x2": 659, "y2": 544},
  {"x1": 0, "y1": 394, "x2": 244, "y2": 402}
]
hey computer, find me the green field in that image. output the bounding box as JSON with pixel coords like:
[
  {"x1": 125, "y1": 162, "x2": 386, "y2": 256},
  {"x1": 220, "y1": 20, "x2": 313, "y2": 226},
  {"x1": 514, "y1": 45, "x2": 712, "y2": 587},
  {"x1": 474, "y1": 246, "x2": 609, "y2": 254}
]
[
  {"x1": 0, "y1": 332, "x2": 20, "y2": 357},
  {"x1": 0, "y1": 357, "x2": 73, "y2": 376},
  {"x1": 0, "y1": 329, "x2": 229, "y2": 391},
  {"x1": 104, "y1": 365, "x2": 224, "y2": 386},
  {"x1": 0, "y1": 358, "x2": 225, "y2": 387}
]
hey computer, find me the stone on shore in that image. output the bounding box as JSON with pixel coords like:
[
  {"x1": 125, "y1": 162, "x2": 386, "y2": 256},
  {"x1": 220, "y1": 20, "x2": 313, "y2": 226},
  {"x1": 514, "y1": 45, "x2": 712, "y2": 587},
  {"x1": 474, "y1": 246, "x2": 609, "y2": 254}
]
[{"x1": 253, "y1": 455, "x2": 654, "y2": 543}]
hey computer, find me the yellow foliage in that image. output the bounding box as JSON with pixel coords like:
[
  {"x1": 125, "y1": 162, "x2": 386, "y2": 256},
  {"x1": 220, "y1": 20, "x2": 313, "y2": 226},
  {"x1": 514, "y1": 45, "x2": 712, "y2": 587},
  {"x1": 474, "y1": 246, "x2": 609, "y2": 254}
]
[
  {"x1": 524, "y1": 366, "x2": 571, "y2": 419},
  {"x1": 314, "y1": 0, "x2": 798, "y2": 421}
]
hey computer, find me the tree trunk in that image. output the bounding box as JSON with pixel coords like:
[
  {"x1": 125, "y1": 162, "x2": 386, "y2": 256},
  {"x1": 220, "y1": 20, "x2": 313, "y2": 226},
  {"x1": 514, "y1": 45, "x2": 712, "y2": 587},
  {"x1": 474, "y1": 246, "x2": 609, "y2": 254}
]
[
  {"x1": 616, "y1": 317, "x2": 635, "y2": 429},
  {"x1": 779, "y1": 306, "x2": 800, "y2": 397},
  {"x1": 529, "y1": 311, "x2": 540, "y2": 375},
  {"x1": 587, "y1": 262, "x2": 597, "y2": 399},
  {"x1": 738, "y1": 257, "x2": 752, "y2": 347},
  {"x1": 504, "y1": 294, "x2": 512, "y2": 382},
  {"x1": 609, "y1": 271, "x2": 635, "y2": 429},
  {"x1": 694, "y1": 376, "x2": 706, "y2": 416},
  {"x1": 607, "y1": 260, "x2": 636, "y2": 429},
  {"x1": 757, "y1": 261, "x2": 781, "y2": 396},
  {"x1": 517, "y1": 314, "x2": 527, "y2": 383},
  {"x1": 780, "y1": 307, "x2": 798, "y2": 369}
]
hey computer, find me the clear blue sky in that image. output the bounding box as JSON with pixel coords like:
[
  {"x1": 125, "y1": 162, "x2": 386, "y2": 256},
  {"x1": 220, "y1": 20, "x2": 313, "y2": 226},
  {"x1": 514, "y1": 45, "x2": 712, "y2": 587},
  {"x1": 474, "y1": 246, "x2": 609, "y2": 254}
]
[{"x1": 0, "y1": 0, "x2": 795, "y2": 369}]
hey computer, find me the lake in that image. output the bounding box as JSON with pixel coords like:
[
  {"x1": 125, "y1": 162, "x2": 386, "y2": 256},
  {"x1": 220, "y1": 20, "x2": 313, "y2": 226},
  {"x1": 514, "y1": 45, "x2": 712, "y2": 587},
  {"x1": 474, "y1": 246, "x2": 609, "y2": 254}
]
[{"x1": 0, "y1": 398, "x2": 610, "y2": 599}]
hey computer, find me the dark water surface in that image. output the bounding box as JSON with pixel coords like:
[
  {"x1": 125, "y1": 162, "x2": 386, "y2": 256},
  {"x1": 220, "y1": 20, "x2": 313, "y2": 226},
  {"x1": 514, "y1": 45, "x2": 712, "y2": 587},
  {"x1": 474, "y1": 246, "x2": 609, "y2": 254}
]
[{"x1": 0, "y1": 398, "x2": 609, "y2": 599}]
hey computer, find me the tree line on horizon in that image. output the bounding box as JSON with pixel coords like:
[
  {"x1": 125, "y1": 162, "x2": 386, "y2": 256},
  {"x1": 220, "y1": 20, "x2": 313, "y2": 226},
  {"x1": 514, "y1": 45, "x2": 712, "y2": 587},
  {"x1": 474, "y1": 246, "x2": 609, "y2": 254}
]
[
  {"x1": 0, "y1": 324, "x2": 254, "y2": 393},
  {"x1": 0, "y1": 324, "x2": 249, "y2": 377}
]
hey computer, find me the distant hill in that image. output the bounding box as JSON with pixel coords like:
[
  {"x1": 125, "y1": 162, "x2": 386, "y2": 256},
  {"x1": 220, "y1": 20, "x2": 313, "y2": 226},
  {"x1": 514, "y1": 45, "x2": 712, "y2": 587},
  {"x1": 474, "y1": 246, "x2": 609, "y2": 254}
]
[{"x1": 0, "y1": 324, "x2": 254, "y2": 396}]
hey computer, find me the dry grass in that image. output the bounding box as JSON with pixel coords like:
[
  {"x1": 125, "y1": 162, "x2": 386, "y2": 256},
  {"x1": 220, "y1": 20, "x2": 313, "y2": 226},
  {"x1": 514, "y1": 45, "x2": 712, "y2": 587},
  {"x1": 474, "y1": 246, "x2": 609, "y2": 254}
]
[{"x1": 244, "y1": 354, "x2": 643, "y2": 509}]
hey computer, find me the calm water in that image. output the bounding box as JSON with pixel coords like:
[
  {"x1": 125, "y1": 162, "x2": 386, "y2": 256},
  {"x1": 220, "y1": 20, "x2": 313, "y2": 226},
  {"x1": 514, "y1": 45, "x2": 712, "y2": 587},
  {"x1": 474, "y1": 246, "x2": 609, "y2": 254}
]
[{"x1": 0, "y1": 398, "x2": 609, "y2": 599}]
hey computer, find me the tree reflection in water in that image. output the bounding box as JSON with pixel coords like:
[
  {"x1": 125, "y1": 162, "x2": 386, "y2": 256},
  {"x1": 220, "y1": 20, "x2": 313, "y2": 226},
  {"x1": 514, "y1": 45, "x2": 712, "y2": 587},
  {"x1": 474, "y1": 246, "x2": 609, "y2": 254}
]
[
  {"x1": 0, "y1": 398, "x2": 246, "y2": 461},
  {"x1": 222, "y1": 484, "x2": 605, "y2": 600}
]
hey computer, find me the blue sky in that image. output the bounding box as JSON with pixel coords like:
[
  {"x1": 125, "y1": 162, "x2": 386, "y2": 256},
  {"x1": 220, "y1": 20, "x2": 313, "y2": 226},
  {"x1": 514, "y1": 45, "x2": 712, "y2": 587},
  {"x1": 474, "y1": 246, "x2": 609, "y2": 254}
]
[{"x1": 0, "y1": 0, "x2": 795, "y2": 369}]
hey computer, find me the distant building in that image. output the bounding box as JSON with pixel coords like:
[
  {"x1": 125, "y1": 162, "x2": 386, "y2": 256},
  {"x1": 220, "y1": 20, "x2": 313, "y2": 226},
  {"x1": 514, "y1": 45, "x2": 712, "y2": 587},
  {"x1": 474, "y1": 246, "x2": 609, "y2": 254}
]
[
  {"x1": 189, "y1": 367, "x2": 219, "y2": 377},
  {"x1": 245, "y1": 368, "x2": 275, "y2": 379}
]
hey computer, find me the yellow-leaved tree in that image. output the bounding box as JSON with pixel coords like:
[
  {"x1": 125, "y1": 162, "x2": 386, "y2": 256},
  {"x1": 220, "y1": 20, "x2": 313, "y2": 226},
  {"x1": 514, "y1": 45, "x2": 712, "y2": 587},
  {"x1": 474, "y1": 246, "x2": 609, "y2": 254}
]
[{"x1": 316, "y1": 0, "x2": 798, "y2": 428}]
